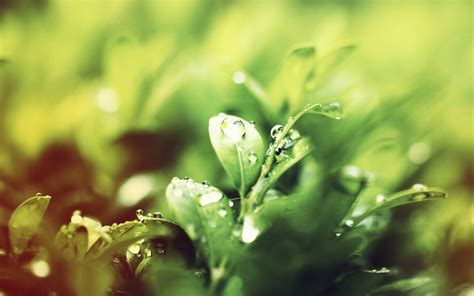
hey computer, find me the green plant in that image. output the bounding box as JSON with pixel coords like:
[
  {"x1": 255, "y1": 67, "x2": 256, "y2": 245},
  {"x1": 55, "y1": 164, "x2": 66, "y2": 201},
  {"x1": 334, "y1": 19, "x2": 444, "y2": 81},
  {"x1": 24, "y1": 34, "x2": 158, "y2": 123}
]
[{"x1": 1, "y1": 95, "x2": 447, "y2": 295}]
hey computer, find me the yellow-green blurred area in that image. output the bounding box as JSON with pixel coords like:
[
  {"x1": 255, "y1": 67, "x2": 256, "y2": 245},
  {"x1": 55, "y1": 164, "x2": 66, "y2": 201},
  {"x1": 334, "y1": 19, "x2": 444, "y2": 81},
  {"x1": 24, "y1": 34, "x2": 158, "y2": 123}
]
[{"x1": 0, "y1": 0, "x2": 472, "y2": 293}]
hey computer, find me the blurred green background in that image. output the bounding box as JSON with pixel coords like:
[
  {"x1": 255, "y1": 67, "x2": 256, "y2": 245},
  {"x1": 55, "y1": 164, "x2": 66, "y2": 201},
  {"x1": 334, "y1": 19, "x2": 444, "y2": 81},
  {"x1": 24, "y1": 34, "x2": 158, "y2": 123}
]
[{"x1": 0, "y1": 0, "x2": 472, "y2": 294}]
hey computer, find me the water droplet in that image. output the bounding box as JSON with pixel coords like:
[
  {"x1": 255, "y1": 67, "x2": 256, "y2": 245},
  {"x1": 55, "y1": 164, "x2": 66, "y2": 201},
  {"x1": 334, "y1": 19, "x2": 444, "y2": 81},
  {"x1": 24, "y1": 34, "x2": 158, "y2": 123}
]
[
  {"x1": 70, "y1": 210, "x2": 83, "y2": 224},
  {"x1": 288, "y1": 129, "x2": 301, "y2": 141},
  {"x1": 30, "y1": 260, "x2": 50, "y2": 278},
  {"x1": 232, "y1": 71, "x2": 246, "y2": 84},
  {"x1": 375, "y1": 194, "x2": 386, "y2": 204},
  {"x1": 218, "y1": 209, "x2": 228, "y2": 217},
  {"x1": 96, "y1": 87, "x2": 119, "y2": 113},
  {"x1": 335, "y1": 232, "x2": 342, "y2": 237},
  {"x1": 155, "y1": 241, "x2": 166, "y2": 254},
  {"x1": 117, "y1": 174, "x2": 154, "y2": 207},
  {"x1": 128, "y1": 243, "x2": 141, "y2": 255},
  {"x1": 247, "y1": 151, "x2": 258, "y2": 164},
  {"x1": 412, "y1": 183, "x2": 428, "y2": 191},
  {"x1": 198, "y1": 191, "x2": 223, "y2": 206},
  {"x1": 275, "y1": 147, "x2": 282, "y2": 155},
  {"x1": 152, "y1": 211, "x2": 163, "y2": 219},
  {"x1": 220, "y1": 117, "x2": 246, "y2": 141},
  {"x1": 228, "y1": 200, "x2": 234, "y2": 208},
  {"x1": 313, "y1": 102, "x2": 343, "y2": 119},
  {"x1": 171, "y1": 177, "x2": 180, "y2": 184},
  {"x1": 144, "y1": 248, "x2": 152, "y2": 258},
  {"x1": 35, "y1": 192, "x2": 42, "y2": 196},
  {"x1": 136, "y1": 209, "x2": 145, "y2": 221},
  {"x1": 270, "y1": 124, "x2": 284, "y2": 140},
  {"x1": 345, "y1": 219, "x2": 354, "y2": 227},
  {"x1": 241, "y1": 216, "x2": 260, "y2": 243},
  {"x1": 408, "y1": 142, "x2": 431, "y2": 164}
]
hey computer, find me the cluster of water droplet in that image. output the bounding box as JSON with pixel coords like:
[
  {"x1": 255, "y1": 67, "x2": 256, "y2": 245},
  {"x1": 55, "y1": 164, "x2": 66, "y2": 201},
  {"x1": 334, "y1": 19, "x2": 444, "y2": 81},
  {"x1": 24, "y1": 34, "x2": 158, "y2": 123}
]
[
  {"x1": 135, "y1": 209, "x2": 163, "y2": 223},
  {"x1": 268, "y1": 124, "x2": 301, "y2": 162},
  {"x1": 168, "y1": 177, "x2": 233, "y2": 241},
  {"x1": 169, "y1": 177, "x2": 226, "y2": 208},
  {"x1": 308, "y1": 102, "x2": 343, "y2": 120}
]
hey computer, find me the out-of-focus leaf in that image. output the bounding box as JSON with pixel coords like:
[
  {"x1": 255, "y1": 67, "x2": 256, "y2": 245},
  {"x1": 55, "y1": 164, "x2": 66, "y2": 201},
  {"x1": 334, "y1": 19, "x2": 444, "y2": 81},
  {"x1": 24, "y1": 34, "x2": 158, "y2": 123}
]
[
  {"x1": 165, "y1": 177, "x2": 235, "y2": 266},
  {"x1": 87, "y1": 218, "x2": 195, "y2": 266},
  {"x1": 327, "y1": 269, "x2": 388, "y2": 296},
  {"x1": 371, "y1": 276, "x2": 433, "y2": 295},
  {"x1": 72, "y1": 261, "x2": 114, "y2": 296},
  {"x1": 55, "y1": 225, "x2": 89, "y2": 259},
  {"x1": 223, "y1": 275, "x2": 244, "y2": 296},
  {"x1": 281, "y1": 45, "x2": 317, "y2": 112},
  {"x1": 8, "y1": 195, "x2": 51, "y2": 254},
  {"x1": 351, "y1": 186, "x2": 447, "y2": 227},
  {"x1": 209, "y1": 113, "x2": 265, "y2": 195},
  {"x1": 305, "y1": 44, "x2": 356, "y2": 91}
]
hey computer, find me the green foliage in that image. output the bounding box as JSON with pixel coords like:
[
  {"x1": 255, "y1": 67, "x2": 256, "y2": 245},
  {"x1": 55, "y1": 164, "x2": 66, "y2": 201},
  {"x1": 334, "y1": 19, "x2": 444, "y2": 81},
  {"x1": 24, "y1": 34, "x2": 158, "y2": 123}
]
[
  {"x1": 0, "y1": 2, "x2": 471, "y2": 295},
  {"x1": 8, "y1": 194, "x2": 50, "y2": 254}
]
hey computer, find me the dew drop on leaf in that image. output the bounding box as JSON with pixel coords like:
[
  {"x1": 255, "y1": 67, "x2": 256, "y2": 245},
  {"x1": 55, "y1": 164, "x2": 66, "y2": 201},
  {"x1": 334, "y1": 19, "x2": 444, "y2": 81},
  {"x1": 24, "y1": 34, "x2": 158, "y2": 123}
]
[
  {"x1": 198, "y1": 191, "x2": 223, "y2": 207},
  {"x1": 375, "y1": 194, "x2": 386, "y2": 204},
  {"x1": 311, "y1": 102, "x2": 343, "y2": 119},
  {"x1": 288, "y1": 129, "x2": 301, "y2": 141},
  {"x1": 218, "y1": 209, "x2": 228, "y2": 217},
  {"x1": 128, "y1": 243, "x2": 141, "y2": 255},
  {"x1": 220, "y1": 117, "x2": 246, "y2": 141},
  {"x1": 136, "y1": 209, "x2": 145, "y2": 221},
  {"x1": 232, "y1": 71, "x2": 246, "y2": 84},
  {"x1": 30, "y1": 259, "x2": 50, "y2": 278},
  {"x1": 270, "y1": 124, "x2": 284, "y2": 140},
  {"x1": 412, "y1": 183, "x2": 428, "y2": 191},
  {"x1": 344, "y1": 219, "x2": 354, "y2": 227},
  {"x1": 152, "y1": 211, "x2": 163, "y2": 219},
  {"x1": 144, "y1": 248, "x2": 152, "y2": 258},
  {"x1": 241, "y1": 216, "x2": 260, "y2": 244},
  {"x1": 247, "y1": 151, "x2": 258, "y2": 164},
  {"x1": 70, "y1": 210, "x2": 83, "y2": 224}
]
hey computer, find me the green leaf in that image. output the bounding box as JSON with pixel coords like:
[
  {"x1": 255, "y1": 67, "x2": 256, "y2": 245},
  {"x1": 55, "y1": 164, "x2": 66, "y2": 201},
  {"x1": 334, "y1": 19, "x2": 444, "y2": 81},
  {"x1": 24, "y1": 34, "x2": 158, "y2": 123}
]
[
  {"x1": 257, "y1": 137, "x2": 312, "y2": 199},
  {"x1": 305, "y1": 44, "x2": 356, "y2": 91},
  {"x1": 281, "y1": 45, "x2": 317, "y2": 112},
  {"x1": 8, "y1": 194, "x2": 51, "y2": 254},
  {"x1": 328, "y1": 269, "x2": 387, "y2": 296},
  {"x1": 55, "y1": 225, "x2": 89, "y2": 259},
  {"x1": 165, "y1": 177, "x2": 235, "y2": 266},
  {"x1": 371, "y1": 276, "x2": 433, "y2": 294},
  {"x1": 351, "y1": 186, "x2": 447, "y2": 227},
  {"x1": 87, "y1": 218, "x2": 195, "y2": 266},
  {"x1": 209, "y1": 113, "x2": 265, "y2": 195}
]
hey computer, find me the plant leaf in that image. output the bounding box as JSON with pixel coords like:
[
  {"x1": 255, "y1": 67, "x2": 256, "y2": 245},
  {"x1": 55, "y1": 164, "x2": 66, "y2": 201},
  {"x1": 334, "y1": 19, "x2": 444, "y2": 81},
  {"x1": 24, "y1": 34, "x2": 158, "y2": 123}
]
[
  {"x1": 55, "y1": 225, "x2": 89, "y2": 259},
  {"x1": 8, "y1": 194, "x2": 51, "y2": 254},
  {"x1": 371, "y1": 276, "x2": 433, "y2": 294},
  {"x1": 351, "y1": 186, "x2": 447, "y2": 227},
  {"x1": 209, "y1": 113, "x2": 265, "y2": 195},
  {"x1": 281, "y1": 46, "x2": 317, "y2": 112},
  {"x1": 86, "y1": 219, "x2": 195, "y2": 266},
  {"x1": 165, "y1": 177, "x2": 235, "y2": 266},
  {"x1": 257, "y1": 137, "x2": 313, "y2": 198},
  {"x1": 305, "y1": 44, "x2": 356, "y2": 91}
]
